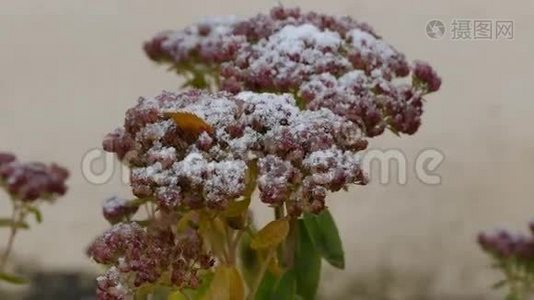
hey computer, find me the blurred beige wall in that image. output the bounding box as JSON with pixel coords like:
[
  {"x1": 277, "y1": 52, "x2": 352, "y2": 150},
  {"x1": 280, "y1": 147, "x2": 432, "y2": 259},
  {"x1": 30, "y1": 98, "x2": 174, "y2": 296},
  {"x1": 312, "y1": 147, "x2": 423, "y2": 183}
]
[{"x1": 1, "y1": 0, "x2": 534, "y2": 298}]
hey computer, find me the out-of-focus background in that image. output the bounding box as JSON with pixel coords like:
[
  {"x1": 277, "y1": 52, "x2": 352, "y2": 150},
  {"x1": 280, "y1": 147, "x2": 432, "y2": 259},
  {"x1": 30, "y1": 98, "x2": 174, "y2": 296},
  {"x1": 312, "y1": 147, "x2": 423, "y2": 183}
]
[{"x1": 1, "y1": 0, "x2": 533, "y2": 299}]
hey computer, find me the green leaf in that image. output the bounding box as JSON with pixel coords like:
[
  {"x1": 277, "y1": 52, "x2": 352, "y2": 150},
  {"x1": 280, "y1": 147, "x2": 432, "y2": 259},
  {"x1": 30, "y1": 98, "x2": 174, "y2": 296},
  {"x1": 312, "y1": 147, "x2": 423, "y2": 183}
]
[
  {"x1": 271, "y1": 270, "x2": 296, "y2": 300},
  {"x1": 146, "y1": 285, "x2": 172, "y2": 300},
  {"x1": 491, "y1": 279, "x2": 507, "y2": 289},
  {"x1": 133, "y1": 219, "x2": 151, "y2": 227},
  {"x1": 0, "y1": 218, "x2": 29, "y2": 229},
  {"x1": 195, "y1": 272, "x2": 215, "y2": 298},
  {"x1": 295, "y1": 220, "x2": 321, "y2": 300},
  {"x1": 505, "y1": 293, "x2": 521, "y2": 300},
  {"x1": 0, "y1": 272, "x2": 29, "y2": 285},
  {"x1": 0, "y1": 218, "x2": 13, "y2": 227},
  {"x1": 27, "y1": 206, "x2": 42, "y2": 223},
  {"x1": 180, "y1": 272, "x2": 214, "y2": 299},
  {"x1": 134, "y1": 284, "x2": 155, "y2": 300},
  {"x1": 254, "y1": 271, "x2": 277, "y2": 300},
  {"x1": 302, "y1": 209, "x2": 345, "y2": 269}
]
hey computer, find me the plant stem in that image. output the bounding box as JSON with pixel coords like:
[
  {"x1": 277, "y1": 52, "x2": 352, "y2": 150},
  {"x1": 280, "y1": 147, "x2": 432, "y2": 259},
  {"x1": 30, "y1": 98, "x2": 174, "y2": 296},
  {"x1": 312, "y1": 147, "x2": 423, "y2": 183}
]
[
  {"x1": 0, "y1": 202, "x2": 22, "y2": 271},
  {"x1": 143, "y1": 203, "x2": 151, "y2": 219},
  {"x1": 247, "y1": 249, "x2": 274, "y2": 300},
  {"x1": 504, "y1": 260, "x2": 522, "y2": 299},
  {"x1": 283, "y1": 217, "x2": 298, "y2": 269},
  {"x1": 273, "y1": 206, "x2": 285, "y2": 268},
  {"x1": 207, "y1": 216, "x2": 229, "y2": 265},
  {"x1": 274, "y1": 206, "x2": 284, "y2": 220},
  {"x1": 182, "y1": 291, "x2": 192, "y2": 300},
  {"x1": 274, "y1": 206, "x2": 297, "y2": 268},
  {"x1": 134, "y1": 291, "x2": 149, "y2": 300},
  {"x1": 228, "y1": 229, "x2": 243, "y2": 265},
  {"x1": 226, "y1": 228, "x2": 234, "y2": 265}
]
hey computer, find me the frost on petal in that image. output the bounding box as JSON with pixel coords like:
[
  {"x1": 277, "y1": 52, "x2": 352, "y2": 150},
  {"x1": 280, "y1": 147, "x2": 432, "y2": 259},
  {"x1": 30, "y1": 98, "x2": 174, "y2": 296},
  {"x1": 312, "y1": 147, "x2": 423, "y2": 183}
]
[
  {"x1": 145, "y1": 16, "x2": 247, "y2": 64},
  {"x1": 0, "y1": 158, "x2": 69, "y2": 202},
  {"x1": 347, "y1": 28, "x2": 408, "y2": 78},
  {"x1": 144, "y1": 6, "x2": 440, "y2": 138},
  {"x1": 303, "y1": 147, "x2": 367, "y2": 191},
  {"x1": 236, "y1": 23, "x2": 350, "y2": 90},
  {"x1": 236, "y1": 92, "x2": 299, "y2": 132},
  {"x1": 104, "y1": 89, "x2": 369, "y2": 213},
  {"x1": 89, "y1": 222, "x2": 214, "y2": 295},
  {"x1": 96, "y1": 267, "x2": 130, "y2": 300},
  {"x1": 257, "y1": 155, "x2": 299, "y2": 205},
  {"x1": 102, "y1": 196, "x2": 140, "y2": 224},
  {"x1": 203, "y1": 160, "x2": 247, "y2": 208}
]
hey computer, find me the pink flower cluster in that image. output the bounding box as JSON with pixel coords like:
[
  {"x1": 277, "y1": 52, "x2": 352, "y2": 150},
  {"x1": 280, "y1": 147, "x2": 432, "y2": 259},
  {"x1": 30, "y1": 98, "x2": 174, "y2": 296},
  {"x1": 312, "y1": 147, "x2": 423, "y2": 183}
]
[
  {"x1": 0, "y1": 152, "x2": 69, "y2": 202},
  {"x1": 144, "y1": 6, "x2": 441, "y2": 137},
  {"x1": 103, "y1": 90, "x2": 367, "y2": 216},
  {"x1": 88, "y1": 222, "x2": 214, "y2": 300},
  {"x1": 93, "y1": 6, "x2": 442, "y2": 299},
  {"x1": 102, "y1": 196, "x2": 140, "y2": 224},
  {"x1": 478, "y1": 222, "x2": 534, "y2": 260}
]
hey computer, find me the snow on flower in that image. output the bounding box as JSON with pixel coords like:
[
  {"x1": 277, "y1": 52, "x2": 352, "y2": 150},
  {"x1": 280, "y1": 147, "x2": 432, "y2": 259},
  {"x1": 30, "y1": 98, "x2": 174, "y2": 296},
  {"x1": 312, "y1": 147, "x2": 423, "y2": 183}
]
[
  {"x1": 103, "y1": 89, "x2": 367, "y2": 214},
  {"x1": 144, "y1": 6, "x2": 441, "y2": 137}
]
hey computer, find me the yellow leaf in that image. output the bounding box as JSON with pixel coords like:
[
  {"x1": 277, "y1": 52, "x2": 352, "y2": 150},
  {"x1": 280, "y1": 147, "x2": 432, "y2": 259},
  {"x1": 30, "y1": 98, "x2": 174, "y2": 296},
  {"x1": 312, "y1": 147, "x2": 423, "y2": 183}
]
[
  {"x1": 250, "y1": 218, "x2": 290, "y2": 250},
  {"x1": 225, "y1": 215, "x2": 247, "y2": 230},
  {"x1": 166, "y1": 111, "x2": 213, "y2": 138},
  {"x1": 257, "y1": 249, "x2": 283, "y2": 277},
  {"x1": 267, "y1": 253, "x2": 284, "y2": 277},
  {"x1": 199, "y1": 212, "x2": 227, "y2": 259},
  {"x1": 203, "y1": 266, "x2": 244, "y2": 300},
  {"x1": 222, "y1": 199, "x2": 250, "y2": 218},
  {"x1": 228, "y1": 267, "x2": 245, "y2": 300},
  {"x1": 134, "y1": 284, "x2": 155, "y2": 299},
  {"x1": 203, "y1": 266, "x2": 229, "y2": 300},
  {"x1": 168, "y1": 290, "x2": 187, "y2": 300}
]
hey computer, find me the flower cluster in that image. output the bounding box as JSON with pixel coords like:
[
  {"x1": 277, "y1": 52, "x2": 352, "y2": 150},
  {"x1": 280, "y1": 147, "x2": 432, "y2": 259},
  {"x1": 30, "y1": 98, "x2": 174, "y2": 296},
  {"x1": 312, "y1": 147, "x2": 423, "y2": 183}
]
[
  {"x1": 0, "y1": 152, "x2": 69, "y2": 285},
  {"x1": 478, "y1": 222, "x2": 534, "y2": 261},
  {"x1": 102, "y1": 196, "x2": 140, "y2": 225},
  {"x1": 88, "y1": 222, "x2": 214, "y2": 299},
  {"x1": 144, "y1": 6, "x2": 441, "y2": 137},
  {"x1": 92, "y1": 6, "x2": 442, "y2": 299},
  {"x1": 478, "y1": 221, "x2": 534, "y2": 298},
  {"x1": 0, "y1": 152, "x2": 69, "y2": 202},
  {"x1": 103, "y1": 90, "x2": 367, "y2": 215}
]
